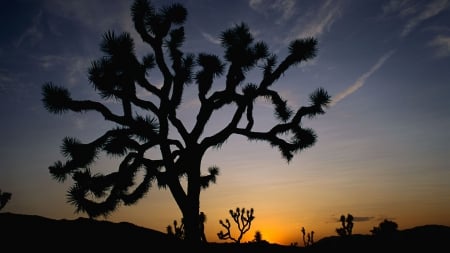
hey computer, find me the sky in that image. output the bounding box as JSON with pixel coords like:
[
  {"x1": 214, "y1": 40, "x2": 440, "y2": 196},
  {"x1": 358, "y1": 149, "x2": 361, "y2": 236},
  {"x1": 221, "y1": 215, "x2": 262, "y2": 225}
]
[{"x1": 1, "y1": 0, "x2": 449, "y2": 246}]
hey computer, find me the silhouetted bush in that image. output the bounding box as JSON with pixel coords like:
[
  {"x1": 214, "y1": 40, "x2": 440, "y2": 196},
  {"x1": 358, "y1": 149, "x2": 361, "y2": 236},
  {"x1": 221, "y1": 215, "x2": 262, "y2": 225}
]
[
  {"x1": 253, "y1": 230, "x2": 263, "y2": 243},
  {"x1": 370, "y1": 219, "x2": 399, "y2": 240},
  {"x1": 0, "y1": 189, "x2": 12, "y2": 211}
]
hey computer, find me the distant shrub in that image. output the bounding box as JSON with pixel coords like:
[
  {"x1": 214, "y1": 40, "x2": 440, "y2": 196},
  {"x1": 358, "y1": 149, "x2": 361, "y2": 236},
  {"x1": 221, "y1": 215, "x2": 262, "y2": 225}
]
[
  {"x1": 371, "y1": 219, "x2": 398, "y2": 236},
  {"x1": 253, "y1": 230, "x2": 262, "y2": 243},
  {"x1": 0, "y1": 189, "x2": 12, "y2": 211}
]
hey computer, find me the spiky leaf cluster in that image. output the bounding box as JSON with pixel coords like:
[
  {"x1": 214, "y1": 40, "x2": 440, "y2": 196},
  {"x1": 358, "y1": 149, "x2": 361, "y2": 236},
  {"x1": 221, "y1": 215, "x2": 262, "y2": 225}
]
[{"x1": 41, "y1": 82, "x2": 72, "y2": 114}]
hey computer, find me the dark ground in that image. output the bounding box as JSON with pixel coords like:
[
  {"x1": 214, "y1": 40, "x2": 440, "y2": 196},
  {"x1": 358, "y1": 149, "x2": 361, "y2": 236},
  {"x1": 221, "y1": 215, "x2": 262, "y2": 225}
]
[{"x1": 1, "y1": 212, "x2": 449, "y2": 252}]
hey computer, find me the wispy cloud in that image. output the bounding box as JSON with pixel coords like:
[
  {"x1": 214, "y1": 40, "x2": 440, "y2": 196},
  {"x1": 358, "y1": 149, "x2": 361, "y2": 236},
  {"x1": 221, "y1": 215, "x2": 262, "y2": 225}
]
[
  {"x1": 352, "y1": 216, "x2": 375, "y2": 222},
  {"x1": 201, "y1": 32, "x2": 221, "y2": 45},
  {"x1": 429, "y1": 35, "x2": 450, "y2": 57},
  {"x1": 382, "y1": 0, "x2": 418, "y2": 17},
  {"x1": 327, "y1": 214, "x2": 375, "y2": 224},
  {"x1": 383, "y1": 0, "x2": 450, "y2": 37},
  {"x1": 249, "y1": 0, "x2": 296, "y2": 23},
  {"x1": 330, "y1": 50, "x2": 395, "y2": 107},
  {"x1": 15, "y1": 10, "x2": 44, "y2": 48},
  {"x1": 0, "y1": 69, "x2": 15, "y2": 93},
  {"x1": 0, "y1": 68, "x2": 32, "y2": 100},
  {"x1": 43, "y1": 0, "x2": 131, "y2": 33},
  {"x1": 290, "y1": 0, "x2": 342, "y2": 40},
  {"x1": 36, "y1": 55, "x2": 90, "y2": 87},
  {"x1": 402, "y1": 0, "x2": 449, "y2": 37}
]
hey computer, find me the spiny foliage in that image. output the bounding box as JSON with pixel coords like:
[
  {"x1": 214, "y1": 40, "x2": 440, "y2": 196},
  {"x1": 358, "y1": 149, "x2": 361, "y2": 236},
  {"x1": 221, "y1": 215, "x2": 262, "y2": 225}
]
[{"x1": 42, "y1": 0, "x2": 330, "y2": 244}]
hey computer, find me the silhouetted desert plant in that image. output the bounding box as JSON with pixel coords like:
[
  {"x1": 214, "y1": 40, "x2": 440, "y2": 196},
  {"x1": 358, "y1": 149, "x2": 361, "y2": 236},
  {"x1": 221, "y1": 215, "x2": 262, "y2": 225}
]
[
  {"x1": 301, "y1": 226, "x2": 314, "y2": 247},
  {"x1": 253, "y1": 230, "x2": 263, "y2": 243},
  {"x1": 0, "y1": 189, "x2": 12, "y2": 211},
  {"x1": 167, "y1": 218, "x2": 185, "y2": 239},
  {"x1": 371, "y1": 219, "x2": 398, "y2": 236},
  {"x1": 217, "y1": 207, "x2": 255, "y2": 243},
  {"x1": 167, "y1": 212, "x2": 208, "y2": 243},
  {"x1": 336, "y1": 214, "x2": 354, "y2": 236},
  {"x1": 199, "y1": 211, "x2": 207, "y2": 243},
  {"x1": 41, "y1": 0, "x2": 330, "y2": 246}
]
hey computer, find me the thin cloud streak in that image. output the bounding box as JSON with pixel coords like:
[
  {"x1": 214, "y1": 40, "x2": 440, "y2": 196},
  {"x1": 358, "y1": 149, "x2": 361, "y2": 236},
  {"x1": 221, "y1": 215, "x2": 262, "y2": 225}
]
[
  {"x1": 43, "y1": 0, "x2": 131, "y2": 33},
  {"x1": 429, "y1": 35, "x2": 450, "y2": 57},
  {"x1": 382, "y1": 0, "x2": 418, "y2": 17},
  {"x1": 293, "y1": 0, "x2": 342, "y2": 39},
  {"x1": 201, "y1": 32, "x2": 221, "y2": 45},
  {"x1": 15, "y1": 10, "x2": 43, "y2": 48},
  {"x1": 330, "y1": 50, "x2": 395, "y2": 107},
  {"x1": 249, "y1": 0, "x2": 342, "y2": 44},
  {"x1": 401, "y1": 0, "x2": 449, "y2": 37},
  {"x1": 36, "y1": 55, "x2": 90, "y2": 87},
  {"x1": 383, "y1": 0, "x2": 450, "y2": 37},
  {"x1": 248, "y1": 0, "x2": 296, "y2": 23},
  {"x1": 0, "y1": 69, "x2": 15, "y2": 93}
]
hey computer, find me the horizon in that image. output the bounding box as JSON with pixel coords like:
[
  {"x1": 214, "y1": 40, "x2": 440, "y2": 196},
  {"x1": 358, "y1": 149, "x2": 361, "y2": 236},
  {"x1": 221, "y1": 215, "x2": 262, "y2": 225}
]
[
  {"x1": 2, "y1": 210, "x2": 449, "y2": 245},
  {"x1": 1, "y1": 0, "x2": 449, "y2": 246}
]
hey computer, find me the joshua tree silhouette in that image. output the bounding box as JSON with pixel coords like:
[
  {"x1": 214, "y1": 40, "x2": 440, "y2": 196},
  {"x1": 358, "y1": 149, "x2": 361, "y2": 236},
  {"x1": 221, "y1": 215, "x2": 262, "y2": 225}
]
[
  {"x1": 167, "y1": 211, "x2": 207, "y2": 243},
  {"x1": 167, "y1": 218, "x2": 185, "y2": 240},
  {"x1": 336, "y1": 214, "x2": 354, "y2": 236},
  {"x1": 41, "y1": 0, "x2": 330, "y2": 246},
  {"x1": 0, "y1": 189, "x2": 12, "y2": 211},
  {"x1": 217, "y1": 207, "x2": 255, "y2": 243},
  {"x1": 301, "y1": 226, "x2": 314, "y2": 247},
  {"x1": 199, "y1": 211, "x2": 207, "y2": 243}
]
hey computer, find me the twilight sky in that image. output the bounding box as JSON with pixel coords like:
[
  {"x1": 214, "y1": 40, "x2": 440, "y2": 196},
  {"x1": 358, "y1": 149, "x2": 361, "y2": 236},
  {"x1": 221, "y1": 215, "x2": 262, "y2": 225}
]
[{"x1": 1, "y1": 0, "x2": 449, "y2": 246}]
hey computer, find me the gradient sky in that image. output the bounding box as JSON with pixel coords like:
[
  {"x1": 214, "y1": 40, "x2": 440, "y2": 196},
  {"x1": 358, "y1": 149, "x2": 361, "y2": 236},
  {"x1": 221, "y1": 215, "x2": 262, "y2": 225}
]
[{"x1": 1, "y1": 0, "x2": 449, "y2": 246}]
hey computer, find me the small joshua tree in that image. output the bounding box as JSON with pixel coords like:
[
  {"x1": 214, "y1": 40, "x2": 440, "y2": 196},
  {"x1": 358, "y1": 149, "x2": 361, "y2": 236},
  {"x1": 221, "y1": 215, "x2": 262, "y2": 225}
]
[
  {"x1": 199, "y1": 211, "x2": 208, "y2": 243},
  {"x1": 336, "y1": 214, "x2": 354, "y2": 236},
  {"x1": 167, "y1": 218, "x2": 185, "y2": 239},
  {"x1": 301, "y1": 226, "x2": 314, "y2": 247},
  {"x1": 217, "y1": 207, "x2": 255, "y2": 243},
  {"x1": 0, "y1": 189, "x2": 12, "y2": 211},
  {"x1": 167, "y1": 212, "x2": 207, "y2": 242}
]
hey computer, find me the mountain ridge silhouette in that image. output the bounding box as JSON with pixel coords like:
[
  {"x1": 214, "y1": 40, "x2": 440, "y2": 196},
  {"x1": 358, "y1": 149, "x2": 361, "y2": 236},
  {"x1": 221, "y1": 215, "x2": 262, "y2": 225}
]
[{"x1": 1, "y1": 212, "x2": 449, "y2": 252}]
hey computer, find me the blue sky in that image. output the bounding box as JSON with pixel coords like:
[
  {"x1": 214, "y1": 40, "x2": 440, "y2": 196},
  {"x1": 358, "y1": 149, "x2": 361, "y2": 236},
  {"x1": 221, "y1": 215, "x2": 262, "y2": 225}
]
[{"x1": 1, "y1": 0, "x2": 449, "y2": 245}]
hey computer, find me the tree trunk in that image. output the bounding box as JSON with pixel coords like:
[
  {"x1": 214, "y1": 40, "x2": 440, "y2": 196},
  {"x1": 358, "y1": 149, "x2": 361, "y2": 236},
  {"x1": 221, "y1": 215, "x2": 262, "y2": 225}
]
[{"x1": 179, "y1": 150, "x2": 202, "y2": 247}]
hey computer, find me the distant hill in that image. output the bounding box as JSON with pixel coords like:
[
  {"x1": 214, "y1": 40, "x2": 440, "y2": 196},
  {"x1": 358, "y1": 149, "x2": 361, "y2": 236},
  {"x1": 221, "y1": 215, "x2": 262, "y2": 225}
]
[
  {"x1": 1, "y1": 212, "x2": 449, "y2": 252},
  {"x1": 0, "y1": 212, "x2": 183, "y2": 251},
  {"x1": 308, "y1": 224, "x2": 450, "y2": 252}
]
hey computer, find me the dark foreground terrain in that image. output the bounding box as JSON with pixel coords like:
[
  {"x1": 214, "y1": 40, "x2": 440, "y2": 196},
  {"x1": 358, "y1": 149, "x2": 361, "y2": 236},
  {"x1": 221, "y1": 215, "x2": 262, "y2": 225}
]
[{"x1": 1, "y1": 212, "x2": 449, "y2": 252}]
